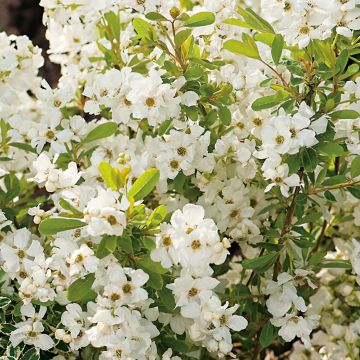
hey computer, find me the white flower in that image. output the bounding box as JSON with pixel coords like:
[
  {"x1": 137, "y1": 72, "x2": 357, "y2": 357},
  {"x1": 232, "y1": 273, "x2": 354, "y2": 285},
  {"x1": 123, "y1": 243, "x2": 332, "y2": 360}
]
[
  {"x1": 271, "y1": 313, "x2": 320, "y2": 348},
  {"x1": 67, "y1": 244, "x2": 99, "y2": 276},
  {"x1": 84, "y1": 187, "x2": 129, "y2": 237},
  {"x1": 264, "y1": 162, "x2": 301, "y2": 197},
  {"x1": 31, "y1": 153, "x2": 82, "y2": 192},
  {"x1": 10, "y1": 304, "x2": 54, "y2": 350},
  {"x1": 265, "y1": 273, "x2": 307, "y2": 318},
  {"x1": 167, "y1": 274, "x2": 219, "y2": 318}
]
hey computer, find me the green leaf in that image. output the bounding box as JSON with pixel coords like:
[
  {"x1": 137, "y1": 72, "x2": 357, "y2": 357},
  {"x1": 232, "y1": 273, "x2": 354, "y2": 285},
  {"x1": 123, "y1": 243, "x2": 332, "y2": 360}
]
[
  {"x1": 260, "y1": 321, "x2": 276, "y2": 347},
  {"x1": 136, "y1": 255, "x2": 167, "y2": 274},
  {"x1": 339, "y1": 63, "x2": 359, "y2": 80},
  {"x1": 183, "y1": 12, "x2": 215, "y2": 27},
  {"x1": 127, "y1": 168, "x2": 160, "y2": 201},
  {"x1": 67, "y1": 273, "x2": 96, "y2": 303},
  {"x1": 59, "y1": 198, "x2": 83, "y2": 216},
  {"x1": 175, "y1": 29, "x2": 192, "y2": 47},
  {"x1": 254, "y1": 32, "x2": 276, "y2": 46},
  {"x1": 146, "y1": 271, "x2": 163, "y2": 290},
  {"x1": 83, "y1": 122, "x2": 118, "y2": 143},
  {"x1": 316, "y1": 143, "x2": 346, "y2": 157},
  {"x1": 97, "y1": 236, "x2": 117, "y2": 259},
  {"x1": 336, "y1": 49, "x2": 349, "y2": 74},
  {"x1": 271, "y1": 34, "x2": 284, "y2": 65},
  {"x1": 20, "y1": 348, "x2": 39, "y2": 360},
  {"x1": 9, "y1": 142, "x2": 36, "y2": 154},
  {"x1": 145, "y1": 12, "x2": 169, "y2": 22},
  {"x1": 156, "y1": 287, "x2": 176, "y2": 313},
  {"x1": 318, "y1": 260, "x2": 352, "y2": 269},
  {"x1": 251, "y1": 92, "x2": 288, "y2": 111},
  {"x1": 218, "y1": 105, "x2": 232, "y2": 125},
  {"x1": 133, "y1": 18, "x2": 156, "y2": 40},
  {"x1": 223, "y1": 38, "x2": 260, "y2": 60},
  {"x1": 224, "y1": 18, "x2": 249, "y2": 28},
  {"x1": 237, "y1": 7, "x2": 275, "y2": 33},
  {"x1": 39, "y1": 218, "x2": 86, "y2": 236},
  {"x1": 322, "y1": 175, "x2": 348, "y2": 186},
  {"x1": 104, "y1": 11, "x2": 121, "y2": 42},
  {"x1": 147, "y1": 205, "x2": 167, "y2": 228},
  {"x1": 301, "y1": 148, "x2": 318, "y2": 172},
  {"x1": 0, "y1": 296, "x2": 11, "y2": 309},
  {"x1": 329, "y1": 110, "x2": 360, "y2": 119},
  {"x1": 242, "y1": 253, "x2": 278, "y2": 270},
  {"x1": 295, "y1": 212, "x2": 322, "y2": 225},
  {"x1": 351, "y1": 156, "x2": 360, "y2": 178}
]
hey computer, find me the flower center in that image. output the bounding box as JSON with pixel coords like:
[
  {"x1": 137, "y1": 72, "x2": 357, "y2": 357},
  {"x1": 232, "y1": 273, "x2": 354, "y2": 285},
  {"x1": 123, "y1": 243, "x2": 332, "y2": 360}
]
[
  {"x1": 188, "y1": 287, "x2": 198, "y2": 297},
  {"x1": 162, "y1": 236, "x2": 172, "y2": 247},
  {"x1": 220, "y1": 314, "x2": 227, "y2": 325},
  {"x1": 177, "y1": 147, "x2": 187, "y2": 156},
  {"x1": 46, "y1": 130, "x2": 55, "y2": 139},
  {"x1": 107, "y1": 215, "x2": 117, "y2": 225},
  {"x1": 284, "y1": 1, "x2": 291, "y2": 11},
  {"x1": 299, "y1": 26, "x2": 310, "y2": 35},
  {"x1": 19, "y1": 270, "x2": 28, "y2": 278},
  {"x1": 191, "y1": 240, "x2": 201, "y2": 250},
  {"x1": 122, "y1": 283, "x2": 132, "y2": 294},
  {"x1": 145, "y1": 97, "x2": 155, "y2": 107},
  {"x1": 111, "y1": 293, "x2": 121, "y2": 302},
  {"x1": 275, "y1": 135, "x2": 285, "y2": 144},
  {"x1": 170, "y1": 159, "x2": 179, "y2": 169},
  {"x1": 53, "y1": 99, "x2": 62, "y2": 107},
  {"x1": 17, "y1": 249, "x2": 26, "y2": 259},
  {"x1": 253, "y1": 117, "x2": 263, "y2": 126}
]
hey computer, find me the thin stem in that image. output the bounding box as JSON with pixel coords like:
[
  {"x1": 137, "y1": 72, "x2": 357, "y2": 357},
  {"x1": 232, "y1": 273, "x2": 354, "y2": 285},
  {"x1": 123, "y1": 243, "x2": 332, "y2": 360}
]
[
  {"x1": 273, "y1": 169, "x2": 304, "y2": 281},
  {"x1": 308, "y1": 179, "x2": 360, "y2": 195}
]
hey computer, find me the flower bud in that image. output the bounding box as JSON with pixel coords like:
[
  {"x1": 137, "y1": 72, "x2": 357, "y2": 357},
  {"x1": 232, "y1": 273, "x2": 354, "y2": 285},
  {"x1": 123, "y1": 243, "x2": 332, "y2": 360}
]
[{"x1": 170, "y1": 7, "x2": 180, "y2": 19}]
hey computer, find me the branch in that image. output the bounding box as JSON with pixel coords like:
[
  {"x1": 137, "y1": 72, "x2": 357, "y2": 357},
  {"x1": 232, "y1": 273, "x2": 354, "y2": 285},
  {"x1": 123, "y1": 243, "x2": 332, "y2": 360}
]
[
  {"x1": 308, "y1": 179, "x2": 360, "y2": 195},
  {"x1": 272, "y1": 168, "x2": 304, "y2": 280}
]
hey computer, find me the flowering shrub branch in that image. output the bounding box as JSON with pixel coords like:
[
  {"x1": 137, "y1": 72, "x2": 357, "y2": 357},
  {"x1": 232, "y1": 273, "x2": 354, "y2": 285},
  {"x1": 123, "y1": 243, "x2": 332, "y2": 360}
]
[{"x1": 0, "y1": 0, "x2": 360, "y2": 359}]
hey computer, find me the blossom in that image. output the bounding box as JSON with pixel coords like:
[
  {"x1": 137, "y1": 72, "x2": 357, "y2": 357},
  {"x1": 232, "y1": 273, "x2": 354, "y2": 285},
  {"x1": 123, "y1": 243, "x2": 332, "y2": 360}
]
[
  {"x1": 265, "y1": 273, "x2": 307, "y2": 318},
  {"x1": 30, "y1": 153, "x2": 82, "y2": 192},
  {"x1": 271, "y1": 313, "x2": 320, "y2": 348},
  {"x1": 10, "y1": 304, "x2": 54, "y2": 350}
]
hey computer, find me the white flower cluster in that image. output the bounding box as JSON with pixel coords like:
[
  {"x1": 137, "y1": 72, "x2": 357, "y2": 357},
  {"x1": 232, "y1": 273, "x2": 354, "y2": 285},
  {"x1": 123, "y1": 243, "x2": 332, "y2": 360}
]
[
  {"x1": 262, "y1": 0, "x2": 360, "y2": 48},
  {"x1": 0, "y1": 0, "x2": 359, "y2": 358},
  {"x1": 152, "y1": 204, "x2": 248, "y2": 355}
]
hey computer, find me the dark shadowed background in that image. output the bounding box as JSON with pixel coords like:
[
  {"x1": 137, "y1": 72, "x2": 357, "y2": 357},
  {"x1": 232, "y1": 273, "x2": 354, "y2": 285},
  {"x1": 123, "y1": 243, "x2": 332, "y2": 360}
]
[{"x1": 0, "y1": 0, "x2": 60, "y2": 85}]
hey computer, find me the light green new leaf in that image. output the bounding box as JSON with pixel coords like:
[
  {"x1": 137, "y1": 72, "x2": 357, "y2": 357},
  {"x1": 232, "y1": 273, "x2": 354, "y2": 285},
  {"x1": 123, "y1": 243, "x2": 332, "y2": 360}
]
[
  {"x1": 147, "y1": 205, "x2": 167, "y2": 228},
  {"x1": 223, "y1": 39, "x2": 260, "y2": 60},
  {"x1": 145, "y1": 12, "x2": 169, "y2": 22},
  {"x1": 175, "y1": 29, "x2": 192, "y2": 47},
  {"x1": 133, "y1": 18, "x2": 156, "y2": 39},
  {"x1": 104, "y1": 11, "x2": 121, "y2": 41},
  {"x1": 127, "y1": 168, "x2": 160, "y2": 201},
  {"x1": 183, "y1": 12, "x2": 215, "y2": 27}
]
